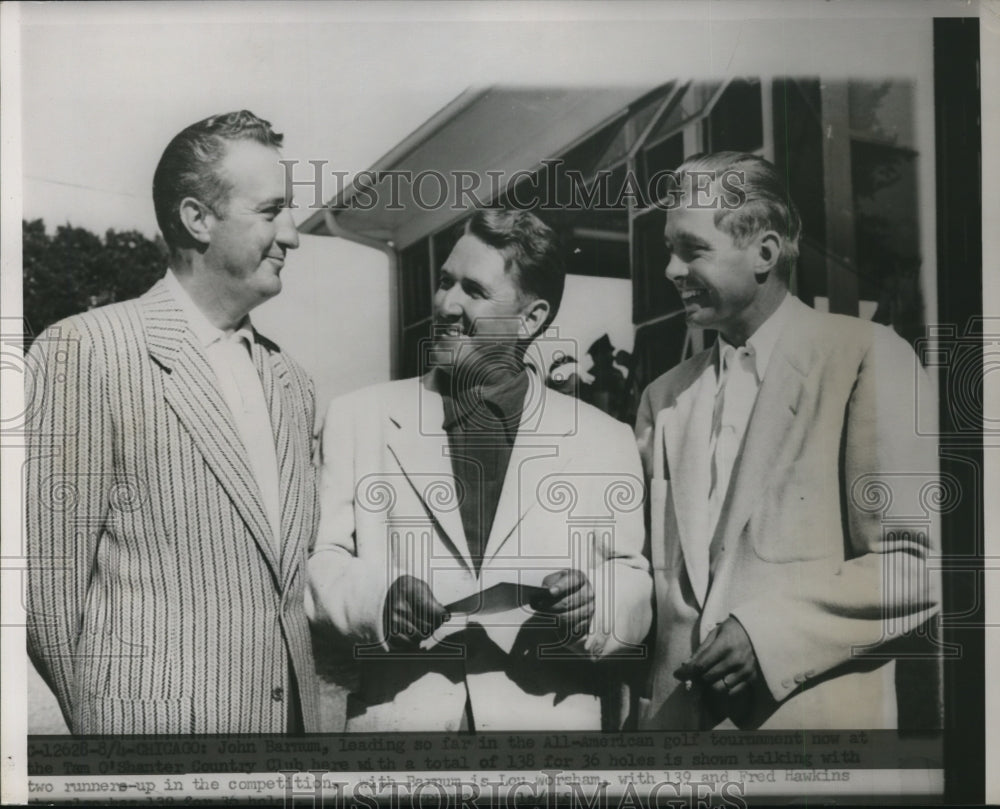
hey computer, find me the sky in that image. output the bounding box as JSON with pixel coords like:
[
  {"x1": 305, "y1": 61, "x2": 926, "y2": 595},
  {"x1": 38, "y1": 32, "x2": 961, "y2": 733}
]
[{"x1": 19, "y1": 9, "x2": 468, "y2": 234}]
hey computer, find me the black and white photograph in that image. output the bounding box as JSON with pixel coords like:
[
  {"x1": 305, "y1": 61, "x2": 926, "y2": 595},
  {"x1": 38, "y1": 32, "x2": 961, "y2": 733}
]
[{"x1": 0, "y1": 0, "x2": 994, "y2": 805}]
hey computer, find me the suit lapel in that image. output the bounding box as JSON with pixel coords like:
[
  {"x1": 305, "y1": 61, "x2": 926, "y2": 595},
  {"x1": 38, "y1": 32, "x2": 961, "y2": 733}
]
[
  {"x1": 252, "y1": 339, "x2": 304, "y2": 591},
  {"x1": 712, "y1": 301, "x2": 811, "y2": 557},
  {"x1": 660, "y1": 350, "x2": 716, "y2": 606},
  {"x1": 142, "y1": 281, "x2": 281, "y2": 581},
  {"x1": 481, "y1": 378, "x2": 572, "y2": 565},
  {"x1": 386, "y1": 375, "x2": 474, "y2": 572}
]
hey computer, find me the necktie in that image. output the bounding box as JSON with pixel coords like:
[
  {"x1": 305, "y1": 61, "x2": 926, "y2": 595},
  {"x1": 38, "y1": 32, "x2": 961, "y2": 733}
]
[{"x1": 221, "y1": 334, "x2": 282, "y2": 553}]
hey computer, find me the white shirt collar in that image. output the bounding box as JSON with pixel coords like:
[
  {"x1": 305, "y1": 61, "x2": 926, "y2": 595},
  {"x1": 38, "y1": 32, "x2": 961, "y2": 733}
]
[
  {"x1": 163, "y1": 269, "x2": 254, "y2": 350},
  {"x1": 716, "y1": 292, "x2": 793, "y2": 383}
]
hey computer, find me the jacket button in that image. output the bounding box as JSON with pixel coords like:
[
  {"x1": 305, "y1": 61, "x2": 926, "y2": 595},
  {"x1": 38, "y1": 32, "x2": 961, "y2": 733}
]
[{"x1": 271, "y1": 686, "x2": 284, "y2": 702}]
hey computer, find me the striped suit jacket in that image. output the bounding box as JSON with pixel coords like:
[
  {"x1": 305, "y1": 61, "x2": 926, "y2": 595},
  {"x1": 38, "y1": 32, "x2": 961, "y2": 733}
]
[{"x1": 25, "y1": 279, "x2": 320, "y2": 734}]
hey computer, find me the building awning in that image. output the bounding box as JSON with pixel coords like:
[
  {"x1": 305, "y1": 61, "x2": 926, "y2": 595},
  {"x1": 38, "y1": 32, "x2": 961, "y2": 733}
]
[{"x1": 298, "y1": 85, "x2": 655, "y2": 250}]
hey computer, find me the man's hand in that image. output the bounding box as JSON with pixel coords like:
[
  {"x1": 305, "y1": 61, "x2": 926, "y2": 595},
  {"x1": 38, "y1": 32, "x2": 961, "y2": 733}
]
[
  {"x1": 674, "y1": 616, "x2": 760, "y2": 697},
  {"x1": 383, "y1": 575, "x2": 450, "y2": 649},
  {"x1": 532, "y1": 569, "x2": 595, "y2": 640}
]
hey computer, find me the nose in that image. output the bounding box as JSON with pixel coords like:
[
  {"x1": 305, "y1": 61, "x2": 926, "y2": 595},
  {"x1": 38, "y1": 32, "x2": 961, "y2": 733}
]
[
  {"x1": 276, "y1": 208, "x2": 300, "y2": 250},
  {"x1": 435, "y1": 283, "x2": 466, "y2": 320},
  {"x1": 665, "y1": 252, "x2": 687, "y2": 283}
]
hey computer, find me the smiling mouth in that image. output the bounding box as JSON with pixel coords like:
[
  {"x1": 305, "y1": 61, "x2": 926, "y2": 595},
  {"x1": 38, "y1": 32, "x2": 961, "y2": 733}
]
[
  {"x1": 434, "y1": 323, "x2": 467, "y2": 339},
  {"x1": 678, "y1": 288, "x2": 706, "y2": 302}
]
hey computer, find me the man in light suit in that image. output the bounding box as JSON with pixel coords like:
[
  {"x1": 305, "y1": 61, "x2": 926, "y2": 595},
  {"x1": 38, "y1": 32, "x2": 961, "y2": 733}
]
[
  {"x1": 26, "y1": 111, "x2": 320, "y2": 734},
  {"x1": 636, "y1": 152, "x2": 940, "y2": 729},
  {"x1": 308, "y1": 209, "x2": 652, "y2": 731}
]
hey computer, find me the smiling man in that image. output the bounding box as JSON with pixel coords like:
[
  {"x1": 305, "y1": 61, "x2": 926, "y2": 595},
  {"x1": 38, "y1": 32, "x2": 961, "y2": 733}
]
[
  {"x1": 635, "y1": 152, "x2": 940, "y2": 729},
  {"x1": 26, "y1": 111, "x2": 320, "y2": 734},
  {"x1": 309, "y1": 208, "x2": 652, "y2": 731}
]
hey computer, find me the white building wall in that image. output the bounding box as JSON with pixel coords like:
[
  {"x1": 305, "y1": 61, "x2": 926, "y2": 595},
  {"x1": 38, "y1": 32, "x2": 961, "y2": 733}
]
[{"x1": 252, "y1": 234, "x2": 392, "y2": 423}]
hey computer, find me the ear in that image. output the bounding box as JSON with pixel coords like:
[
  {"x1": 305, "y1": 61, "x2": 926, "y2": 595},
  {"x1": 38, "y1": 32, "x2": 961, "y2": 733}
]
[
  {"x1": 754, "y1": 230, "x2": 782, "y2": 277},
  {"x1": 520, "y1": 298, "x2": 551, "y2": 340},
  {"x1": 178, "y1": 197, "x2": 215, "y2": 246}
]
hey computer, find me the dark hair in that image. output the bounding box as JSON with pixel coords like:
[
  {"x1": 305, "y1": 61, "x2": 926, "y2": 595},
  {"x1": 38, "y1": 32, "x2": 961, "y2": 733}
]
[
  {"x1": 464, "y1": 208, "x2": 565, "y2": 330},
  {"x1": 152, "y1": 110, "x2": 283, "y2": 251},
  {"x1": 674, "y1": 151, "x2": 802, "y2": 279}
]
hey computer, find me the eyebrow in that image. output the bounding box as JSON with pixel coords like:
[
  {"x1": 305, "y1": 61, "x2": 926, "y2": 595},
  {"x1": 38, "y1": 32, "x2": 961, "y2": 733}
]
[
  {"x1": 462, "y1": 277, "x2": 488, "y2": 296},
  {"x1": 438, "y1": 268, "x2": 489, "y2": 297},
  {"x1": 664, "y1": 229, "x2": 711, "y2": 251}
]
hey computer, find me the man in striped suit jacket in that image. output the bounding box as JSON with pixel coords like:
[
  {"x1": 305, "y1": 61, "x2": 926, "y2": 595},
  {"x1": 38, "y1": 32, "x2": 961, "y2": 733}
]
[{"x1": 26, "y1": 111, "x2": 320, "y2": 734}]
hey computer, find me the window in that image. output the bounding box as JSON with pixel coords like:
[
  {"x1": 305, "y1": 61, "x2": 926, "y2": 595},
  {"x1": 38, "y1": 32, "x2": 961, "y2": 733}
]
[
  {"x1": 641, "y1": 133, "x2": 684, "y2": 197},
  {"x1": 773, "y1": 78, "x2": 825, "y2": 304},
  {"x1": 400, "y1": 240, "x2": 431, "y2": 327},
  {"x1": 631, "y1": 208, "x2": 675, "y2": 323},
  {"x1": 431, "y1": 225, "x2": 461, "y2": 286},
  {"x1": 705, "y1": 78, "x2": 763, "y2": 153},
  {"x1": 400, "y1": 320, "x2": 429, "y2": 379},
  {"x1": 392, "y1": 76, "x2": 929, "y2": 390}
]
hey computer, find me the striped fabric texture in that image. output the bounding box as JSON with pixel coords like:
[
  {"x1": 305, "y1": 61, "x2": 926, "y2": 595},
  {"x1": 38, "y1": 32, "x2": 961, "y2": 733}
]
[{"x1": 25, "y1": 279, "x2": 320, "y2": 734}]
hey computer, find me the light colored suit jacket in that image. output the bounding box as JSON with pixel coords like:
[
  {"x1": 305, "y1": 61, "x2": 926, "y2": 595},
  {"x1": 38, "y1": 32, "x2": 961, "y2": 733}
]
[
  {"x1": 635, "y1": 297, "x2": 940, "y2": 729},
  {"x1": 26, "y1": 279, "x2": 320, "y2": 734},
  {"x1": 308, "y1": 369, "x2": 652, "y2": 731}
]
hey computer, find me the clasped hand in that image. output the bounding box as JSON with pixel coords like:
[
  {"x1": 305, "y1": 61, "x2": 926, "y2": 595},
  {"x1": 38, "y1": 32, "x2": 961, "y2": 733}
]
[
  {"x1": 383, "y1": 569, "x2": 595, "y2": 649},
  {"x1": 530, "y1": 569, "x2": 595, "y2": 640},
  {"x1": 383, "y1": 575, "x2": 449, "y2": 649},
  {"x1": 673, "y1": 616, "x2": 760, "y2": 697}
]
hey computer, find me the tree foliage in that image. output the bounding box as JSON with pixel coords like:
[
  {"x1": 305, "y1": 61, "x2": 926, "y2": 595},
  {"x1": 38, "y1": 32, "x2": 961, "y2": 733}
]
[{"x1": 22, "y1": 219, "x2": 168, "y2": 346}]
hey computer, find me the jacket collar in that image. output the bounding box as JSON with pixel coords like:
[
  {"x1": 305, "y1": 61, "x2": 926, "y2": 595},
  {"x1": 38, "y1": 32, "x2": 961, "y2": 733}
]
[{"x1": 139, "y1": 278, "x2": 293, "y2": 585}]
